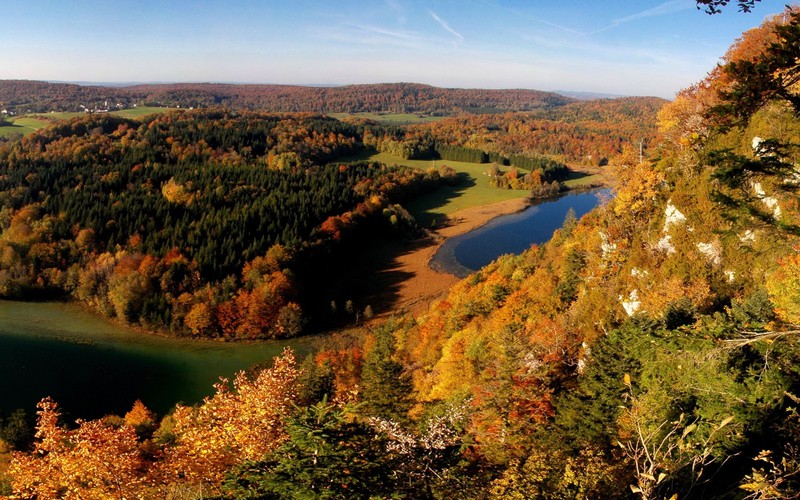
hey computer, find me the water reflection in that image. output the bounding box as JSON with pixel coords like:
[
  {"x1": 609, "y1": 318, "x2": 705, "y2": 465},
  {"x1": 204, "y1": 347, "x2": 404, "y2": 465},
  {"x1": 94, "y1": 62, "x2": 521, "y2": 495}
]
[{"x1": 0, "y1": 300, "x2": 311, "y2": 419}]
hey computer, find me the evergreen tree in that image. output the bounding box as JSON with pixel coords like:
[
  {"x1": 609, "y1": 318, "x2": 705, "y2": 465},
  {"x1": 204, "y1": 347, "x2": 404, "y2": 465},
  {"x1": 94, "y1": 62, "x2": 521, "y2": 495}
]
[
  {"x1": 360, "y1": 322, "x2": 413, "y2": 421},
  {"x1": 223, "y1": 401, "x2": 393, "y2": 499}
]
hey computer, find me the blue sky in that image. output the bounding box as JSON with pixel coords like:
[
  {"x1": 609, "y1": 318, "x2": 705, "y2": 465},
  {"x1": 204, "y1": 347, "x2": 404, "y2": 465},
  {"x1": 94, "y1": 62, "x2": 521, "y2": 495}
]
[{"x1": 0, "y1": 0, "x2": 788, "y2": 98}]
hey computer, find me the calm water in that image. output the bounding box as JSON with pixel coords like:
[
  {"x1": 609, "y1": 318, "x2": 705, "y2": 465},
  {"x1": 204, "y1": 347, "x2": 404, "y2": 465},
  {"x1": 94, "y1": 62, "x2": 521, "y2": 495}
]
[
  {"x1": 432, "y1": 189, "x2": 609, "y2": 277},
  {"x1": 0, "y1": 301, "x2": 312, "y2": 419}
]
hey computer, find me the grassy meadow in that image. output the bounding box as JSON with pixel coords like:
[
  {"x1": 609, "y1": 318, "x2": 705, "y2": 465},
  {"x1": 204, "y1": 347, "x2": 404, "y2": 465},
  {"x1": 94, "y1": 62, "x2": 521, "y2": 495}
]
[
  {"x1": 329, "y1": 112, "x2": 447, "y2": 125},
  {"x1": 0, "y1": 107, "x2": 168, "y2": 138},
  {"x1": 562, "y1": 170, "x2": 606, "y2": 188},
  {"x1": 345, "y1": 150, "x2": 532, "y2": 227}
]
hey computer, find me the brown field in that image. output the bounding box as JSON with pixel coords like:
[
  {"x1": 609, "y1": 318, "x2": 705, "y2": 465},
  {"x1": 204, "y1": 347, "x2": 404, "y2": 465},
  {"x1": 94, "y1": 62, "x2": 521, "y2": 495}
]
[{"x1": 373, "y1": 197, "x2": 529, "y2": 317}]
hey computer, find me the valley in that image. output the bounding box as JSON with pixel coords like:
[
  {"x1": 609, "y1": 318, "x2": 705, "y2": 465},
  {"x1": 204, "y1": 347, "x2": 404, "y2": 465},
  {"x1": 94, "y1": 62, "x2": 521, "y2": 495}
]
[{"x1": 2, "y1": 2, "x2": 798, "y2": 497}]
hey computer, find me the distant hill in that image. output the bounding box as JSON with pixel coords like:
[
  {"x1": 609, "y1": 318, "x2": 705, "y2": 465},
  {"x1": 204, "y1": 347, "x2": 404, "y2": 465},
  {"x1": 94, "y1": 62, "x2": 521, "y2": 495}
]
[
  {"x1": 551, "y1": 90, "x2": 628, "y2": 100},
  {"x1": 0, "y1": 80, "x2": 575, "y2": 115}
]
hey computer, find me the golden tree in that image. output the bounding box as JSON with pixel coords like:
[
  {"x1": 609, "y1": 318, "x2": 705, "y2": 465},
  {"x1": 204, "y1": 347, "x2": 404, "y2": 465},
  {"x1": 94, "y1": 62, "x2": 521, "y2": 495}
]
[
  {"x1": 9, "y1": 398, "x2": 146, "y2": 499},
  {"x1": 154, "y1": 348, "x2": 301, "y2": 490}
]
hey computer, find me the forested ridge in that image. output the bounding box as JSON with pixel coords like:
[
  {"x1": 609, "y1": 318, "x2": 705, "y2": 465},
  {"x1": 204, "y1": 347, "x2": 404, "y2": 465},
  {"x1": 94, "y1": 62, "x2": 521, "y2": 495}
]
[
  {"x1": 0, "y1": 110, "x2": 459, "y2": 339},
  {"x1": 6, "y1": 3, "x2": 800, "y2": 498},
  {"x1": 379, "y1": 96, "x2": 665, "y2": 166},
  {"x1": 0, "y1": 81, "x2": 573, "y2": 115}
]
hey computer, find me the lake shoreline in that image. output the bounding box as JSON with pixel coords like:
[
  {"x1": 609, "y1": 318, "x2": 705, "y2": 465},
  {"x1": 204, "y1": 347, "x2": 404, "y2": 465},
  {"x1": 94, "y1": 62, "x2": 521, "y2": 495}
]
[
  {"x1": 384, "y1": 197, "x2": 531, "y2": 317},
  {"x1": 386, "y1": 186, "x2": 610, "y2": 316}
]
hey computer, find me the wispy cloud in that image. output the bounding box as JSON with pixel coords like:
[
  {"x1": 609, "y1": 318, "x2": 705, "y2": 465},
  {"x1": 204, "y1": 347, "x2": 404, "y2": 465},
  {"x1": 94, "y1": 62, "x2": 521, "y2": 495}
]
[
  {"x1": 476, "y1": 0, "x2": 583, "y2": 35},
  {"x1": 429, "y1": 10, "x2": 464, "y2": 40},
  {"x1": 613, "y1": 0, "x2": 692, "y2": 25},
  {"x1": 385, "y1": 0, "x2": 403, "y2": 13},
  {"x1": 385, "y1": 0, "x2": 407, "y2": 24},
  {"x1": 591, "y1": 0, "x2": 693, "y2": 33},
  {"x1": 315, "y1": 21, "x2": 446, "y2": 51}
]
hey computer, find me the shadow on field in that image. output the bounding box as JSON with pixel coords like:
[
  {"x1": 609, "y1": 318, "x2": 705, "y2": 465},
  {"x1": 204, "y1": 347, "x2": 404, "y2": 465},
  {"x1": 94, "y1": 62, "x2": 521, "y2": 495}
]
[
  {"x1": 405, "y1": 172, "x2": 476, "y2": 228},
  {"x1": 302, "y1": 233, "x2": 437, "y2": 332}
]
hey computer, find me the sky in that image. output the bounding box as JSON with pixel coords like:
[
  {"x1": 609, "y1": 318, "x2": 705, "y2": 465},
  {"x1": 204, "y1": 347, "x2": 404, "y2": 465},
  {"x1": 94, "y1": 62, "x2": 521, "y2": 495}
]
[{"x1": 0, "y1": 0, "x2": 789, "y2": 99}]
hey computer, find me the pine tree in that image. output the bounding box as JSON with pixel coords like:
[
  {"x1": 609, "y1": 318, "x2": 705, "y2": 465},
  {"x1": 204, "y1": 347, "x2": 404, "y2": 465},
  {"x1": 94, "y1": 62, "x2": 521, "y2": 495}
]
[{"x1": 360, "y1": 323, "x2": 413, "y2": 421}]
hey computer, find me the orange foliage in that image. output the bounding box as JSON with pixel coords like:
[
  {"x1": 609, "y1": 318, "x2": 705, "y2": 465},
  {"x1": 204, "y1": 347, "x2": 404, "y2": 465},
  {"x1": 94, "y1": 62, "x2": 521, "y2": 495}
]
[
  {"x1": 7, "y1": 349, "x2": 302, "y2": 497},
  {"x1": 315, "y1": 347, "x2": 364, "y2": 399},
  {"x1": 124, "y1": 400, "x2": 156, "y2": 429},
  {"x1": 156, "y1": 348, "x2": 300, "y2": 488},
  {"x1": 10, "y1": 398, "x2": 146, "y2": 499},
  {"x1": 766, "y1": 250, "x2": 800, "y2": 324}
]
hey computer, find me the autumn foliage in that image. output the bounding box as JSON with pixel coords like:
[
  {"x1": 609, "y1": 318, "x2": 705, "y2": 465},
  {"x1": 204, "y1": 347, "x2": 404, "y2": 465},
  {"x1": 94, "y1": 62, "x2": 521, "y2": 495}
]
[
  {"x1": 6, "y1": 6, "x2": 800, "y2": 498},
  {"x1": 8, "y1": 349, "x2": 300, "y2": 498}
]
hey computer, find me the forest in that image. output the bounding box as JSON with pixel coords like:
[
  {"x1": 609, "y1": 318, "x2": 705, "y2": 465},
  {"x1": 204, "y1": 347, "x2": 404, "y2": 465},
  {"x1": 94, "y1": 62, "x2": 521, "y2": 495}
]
[
  {"x1": 0, "y1": 91, "x2": 660, "y2": 341},
  {"x1": 0, "y1": 81, "x2": 573, "y2": 115},
  {"x1": 0, "y1": 110, "x2": 467, "y2": 339},
  {"x1": 5, "y1": 2, "x2": 800, "y2": 498}
]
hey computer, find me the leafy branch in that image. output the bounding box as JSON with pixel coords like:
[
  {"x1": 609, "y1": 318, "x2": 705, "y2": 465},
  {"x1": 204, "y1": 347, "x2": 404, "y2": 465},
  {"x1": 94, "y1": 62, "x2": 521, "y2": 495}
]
[{"x1": 619, "y1": 374, "x2": 735, "y2": 499}]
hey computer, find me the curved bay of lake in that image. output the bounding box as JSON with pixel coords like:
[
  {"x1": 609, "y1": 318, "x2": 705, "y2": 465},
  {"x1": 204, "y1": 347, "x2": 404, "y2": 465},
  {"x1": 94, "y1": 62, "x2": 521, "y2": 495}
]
[
  {"x1": 1, "y1": 189, "x2": 607, "y2": 420},
  {"x1": 0, "y1": 300, "x2": 312, "y2": 419},
  {"x1": 431, "y1": 189, "x2": 610, "y2": 277}
]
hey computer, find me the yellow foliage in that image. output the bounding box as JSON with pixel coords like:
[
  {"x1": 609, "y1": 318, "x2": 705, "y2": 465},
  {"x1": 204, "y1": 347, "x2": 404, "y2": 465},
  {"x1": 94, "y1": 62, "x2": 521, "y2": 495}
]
[
  {"x1": 7, "y1": 349, "x2": 302, "y2": 497},
  {"x1": 124, "y1": 400, "x2": 156, "y2": 429},
  {"x1": 156, "y1": 348, "x2": 300, "y2": 488},
  {"x1": 161, "y1": 177, "x2": 194, "y2": 205},
  {"x1": 184, "y1": 302, "x2": 214, "y2": 335},
  {"x1": 611, "y1": 161, "x2": 664, "y2": 219},
  {"x1": 9, "y1": 398, "x2": 145, "y2": 499},
  {"x1": 489, "y1": 446, "x2": 621, "y2": 498},
  {"x1": 766, "y1": 251, "x2": 800, "y2": 324}
]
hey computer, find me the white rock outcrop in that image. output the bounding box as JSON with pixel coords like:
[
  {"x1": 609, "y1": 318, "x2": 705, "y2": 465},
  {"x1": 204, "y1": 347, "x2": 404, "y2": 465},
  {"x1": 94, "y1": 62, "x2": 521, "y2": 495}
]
[
  {"x1": 753, "y1": 182, "x2": 781, "y2": 219},
  {"x1": 663, "y1": 202, "x2": 687, "y2": 232},
  {"x1": 696, "y1": 241, "x2": 721, "y2": 266},
  {"x1": 657, "y1": 234, "x2": 675, "y2": 254},
  {"x1": 599, "y1": 231, "x2": 617, "y2": 258},
  {"x1": 620, "y1": 289, "x2": 641, "y2": 316}
]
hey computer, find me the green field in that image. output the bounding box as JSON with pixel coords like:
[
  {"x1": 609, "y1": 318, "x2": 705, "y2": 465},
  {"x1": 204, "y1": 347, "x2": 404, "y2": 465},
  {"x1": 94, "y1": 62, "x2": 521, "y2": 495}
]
[
  {"x1": 345, "y1": 150, "x2": 531, "y2": 227},
  {"x1": 112, "y1": 106, "x2": 169, "y2": 118},
  {"x1": 34, "y1": 111, "x2": 80, "y2": 120},
  {"x1": 563, "y1": 170, "x2": 606, "y2": 188},
  {"x1": 329, "y1": 112, "x2": 447, "y2": 125},
  {"x1": 1, "y1": 107, "x2": 169, "y2": 139},
  {"x1": 0, "y1": 124, "x2": 28, "y2": 139}
]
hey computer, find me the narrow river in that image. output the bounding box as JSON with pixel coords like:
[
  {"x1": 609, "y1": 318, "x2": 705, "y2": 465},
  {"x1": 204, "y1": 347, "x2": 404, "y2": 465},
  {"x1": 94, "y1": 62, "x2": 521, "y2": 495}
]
[{"x1": 0, "y1": 300, "x2": 313, "y2": 419}]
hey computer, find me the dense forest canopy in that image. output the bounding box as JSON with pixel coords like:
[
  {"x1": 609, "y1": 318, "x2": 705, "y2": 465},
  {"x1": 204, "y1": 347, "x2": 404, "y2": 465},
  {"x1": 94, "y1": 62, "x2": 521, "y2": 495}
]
[
  {"x1": 397, "y1": 96, "x2": 666, "y2": 165},
  {"x1": 0, "y1": 88, "x2": 661, "y2": 342},
  {"x1": 0, "y1": 110, "x2": 460, "y2": 339}
]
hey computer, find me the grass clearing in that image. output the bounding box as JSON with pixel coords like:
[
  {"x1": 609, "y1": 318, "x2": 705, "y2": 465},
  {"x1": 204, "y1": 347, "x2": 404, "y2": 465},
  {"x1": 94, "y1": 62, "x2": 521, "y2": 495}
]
[
  {"x1": 563, "y1": 171, "x2": 606, "y2": 188},
  {"x1": 343, "y1": 150, "x2": 531, "y2": 226},
  {"x1": 10, "y1": 116, "x2": 53, "y2": 129},
  {"x1": 329, "y1": 112, "x2": 447, "y2": 125},
  {"x1": 1, "y1": 107, "x2": 170, "y2": 138},
  {"x1": 113, "y1": 106, "x2": 169, "y2": 118},
  {"x1": 0, "y1": 124, "x2": 28, "y2": 139},
  {"x1": 344, "y1": 151, "x2": 610, "y2": 226},
  {"x1": 34, "y1": 112, "x2": 81, "y2": 121}
]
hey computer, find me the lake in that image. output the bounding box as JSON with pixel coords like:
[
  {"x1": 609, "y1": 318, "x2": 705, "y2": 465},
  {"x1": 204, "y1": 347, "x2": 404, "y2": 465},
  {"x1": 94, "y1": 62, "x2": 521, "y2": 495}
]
[
  {"x1": 0, "y1": 300, "x2": 313, "y2": 420},
  {"x1": 431, "y1": 189, "x2": 609, "y2": 277}
]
